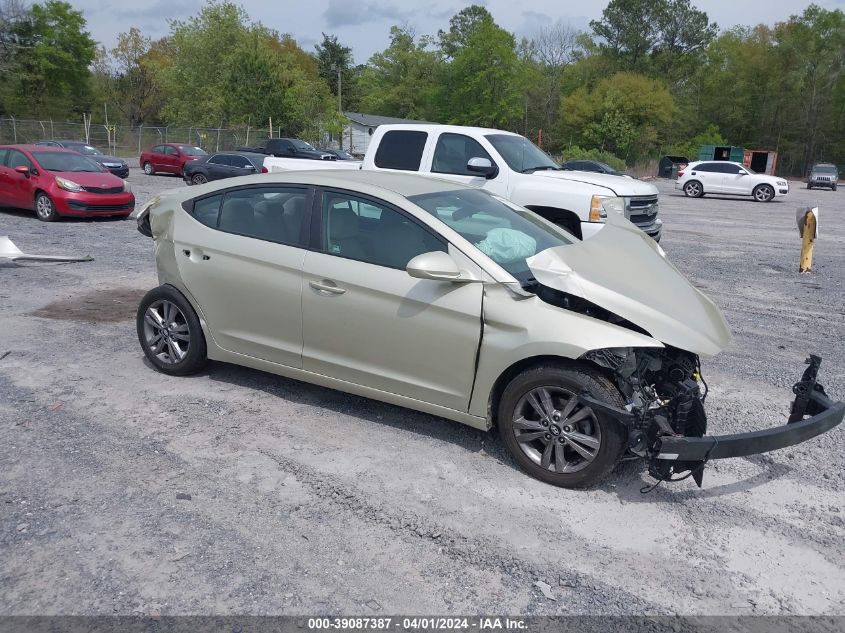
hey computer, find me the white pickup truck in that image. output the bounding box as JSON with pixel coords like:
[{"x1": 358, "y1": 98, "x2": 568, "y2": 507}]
[{"x1": 265, "y1": 124, "x2": 662, "y2": 240}]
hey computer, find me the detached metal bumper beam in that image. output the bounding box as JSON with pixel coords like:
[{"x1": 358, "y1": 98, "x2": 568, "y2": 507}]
[{"x1": 656, "y1": 389, "x2": 844, "y2": 462}]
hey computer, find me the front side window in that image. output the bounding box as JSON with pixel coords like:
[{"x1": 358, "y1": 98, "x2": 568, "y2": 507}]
[
  {"x1": 722, "y1": 163, "x2": 742, "y2": 174},
  {"x1": 374, "y1": 130, "x2": 428, "y2": 172},
  {"x1": 409, "y1": 188, "x2": 573, "y2": 284},
  {"x1": 7, "y1": 150, "x2": 32, "y2": 169},
  {"x1": 229, "y1": 155, "x2": 250, "y2": 168},
  {"x1": 485, "y1": 134, "x2": 560, "y2": 173},
  {"x1": 322, "y1": 191, "x2": 444, "y2": 269},
  {"x1": 432, "y1": 133, "x2": 494, "y2": 176}
]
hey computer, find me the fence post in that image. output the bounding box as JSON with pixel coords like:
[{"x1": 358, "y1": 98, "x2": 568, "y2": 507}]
[
  {"x1": 11, "y1": 116, "x2": 16, "y2": 143},
  {"x1": 138, "y1": 124, "x2": 142, "y2": 154}
]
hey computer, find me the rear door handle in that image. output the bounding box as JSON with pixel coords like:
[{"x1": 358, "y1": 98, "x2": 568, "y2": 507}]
[{"x1": 309, "y1": 280, "x2": 346, "y2": 295}]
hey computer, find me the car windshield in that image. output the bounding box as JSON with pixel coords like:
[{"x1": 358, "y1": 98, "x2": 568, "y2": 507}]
[
  {"x1": 179, "y1": 146, "x2": 207, "y2": 156},
  {"x1": 33, "y1": 152, "x2": 105, "y2": 172},
  {"x1": 72, "y1": 144, "x2": 102, "y2": 155},
  {"x1": 409, "y1": 188, "x2": 573, "y2": 284},
  {"x1": 293, "y1": 140, "x2": 315, "y2": 151},
  {"x1": 485, "y1": 134, "x2": 561, "y2": 173},
  {"x1": 814, "y1": 165, "x2": 837, "y2": 174},
  {"x1": 596, "y1": 162, "x2": 616, "y2": 173}
]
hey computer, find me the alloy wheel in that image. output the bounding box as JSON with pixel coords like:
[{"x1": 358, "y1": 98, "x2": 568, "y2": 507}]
[
  {"x1": 684, "y1": 182, "x2": 701, "y2": 197},
  {"x1": 191, "y1": 174, "x2": 207, "y2": 185},
  {"x1": 512, "y1": 386, "x2": 601, "y2": 473},
  {"x1": 142, "y1": 299, "x2": 191, "y2": 365},
  {"x1": 35, "y1": 195, "x2": 54, "y2": 220},
  {"x1": 754, "y1": 185, "x2": 774, "y2": 202}
]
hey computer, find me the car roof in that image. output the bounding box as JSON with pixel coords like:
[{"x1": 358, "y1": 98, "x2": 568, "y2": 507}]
[
  {"x1": 211, "y1": 151, "x2": 264, "y2": 158},
  {"x1": 377, "y1": 123, "x2": 522, "y2": 137},
  {"x1": 0, "y1": 144, "x2": 76, "y2": 153},
  {"x1": 190, "y1": 169, "x2": 475, "y2": 199}
]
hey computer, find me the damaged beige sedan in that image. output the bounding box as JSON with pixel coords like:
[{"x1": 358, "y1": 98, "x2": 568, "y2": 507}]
[{"x1": 135, "y1": 170, "x2": 843, "y2": 488}]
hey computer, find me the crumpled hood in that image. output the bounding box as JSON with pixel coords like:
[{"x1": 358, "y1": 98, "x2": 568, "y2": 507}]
[
  {"x1": 526, "y1": 220, "x2": 732, "y2": 357},
  {"x1": 535, "y1": 170, "x2": 657, "y2": 196}
]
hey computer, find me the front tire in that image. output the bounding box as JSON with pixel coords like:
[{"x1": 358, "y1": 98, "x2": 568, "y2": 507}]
[
  {"x1": 143, "y1": 162, "x2": 155, "y2": 175},
  {"x1": 35, "y1": 192, "x2": 59, "y2": 222},
  {"x1": 683, "y1": 181, "x2": 704, "y2": 198},
  {"x1": 497, "y1": 363, "x2": 627, "y2": 488},
  {"x1": 191, "y1": 173, "x2": 208, "y2": 185},
  {"x1": 753, "y1": 184, "x2": 774, "y2": 202},
  {"x1": 137, "y1": 285, "x2": 207, "y2": 376}
]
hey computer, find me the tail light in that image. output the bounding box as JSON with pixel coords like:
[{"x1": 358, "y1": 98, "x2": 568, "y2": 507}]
[
  {"x1": 677, "y1": 170, "x2": 685, "y2": 178},
  {"x1": 261, "y1": 166, "x2": 268, "y2": 173}
]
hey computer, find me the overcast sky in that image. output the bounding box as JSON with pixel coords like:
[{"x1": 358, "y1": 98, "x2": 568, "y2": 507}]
[{"x1": 72, "y1": 0, "x2": 842, "y2": 63}]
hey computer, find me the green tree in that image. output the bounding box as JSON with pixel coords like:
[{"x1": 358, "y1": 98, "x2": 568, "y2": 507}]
[
  {"x1": 1, "y1": 0, "x2": 96, "y2": 117},
  {"x1": 437, "y1": 4, "x2": 494, "y2": 59},
  {"x1": 559, "y1": 72, "x2": 674, "y2": 160},
  {"x1": 436, "y1": 16, "x2": 526, "y2": 127},
  {"x1": 357, "y1": 26, "x2": 441, "y2": 120},
  {"x1": 314, "y1": 33, "x2": 358, "y2": 111}
]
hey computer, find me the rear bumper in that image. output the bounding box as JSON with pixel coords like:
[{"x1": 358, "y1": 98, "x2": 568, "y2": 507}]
[{"x1": 656, "y1": 389, "x2": 844, "y2": 461}]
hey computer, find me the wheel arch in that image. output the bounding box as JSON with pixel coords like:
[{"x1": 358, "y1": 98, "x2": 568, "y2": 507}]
[{"x1": 487, "y1": 355, "x2": 607, "y2": 429}]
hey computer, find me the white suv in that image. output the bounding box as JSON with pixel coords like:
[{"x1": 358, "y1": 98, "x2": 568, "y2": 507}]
[{"x1": 676, "y1": 161, "x2": 789, "y2": 202}]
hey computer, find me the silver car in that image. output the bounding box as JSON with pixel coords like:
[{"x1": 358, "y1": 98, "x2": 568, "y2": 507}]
[{"x1": 135, "y1": 171, "x2": 843, "y2": 488}]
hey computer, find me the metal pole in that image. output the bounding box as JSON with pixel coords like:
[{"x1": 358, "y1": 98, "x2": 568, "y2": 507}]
[
  {"x1": 11, "y1": 116, "x2": 16, "y2": 143},
  {"x1": 138, "y1": 124, "x2": 142, "y2": 154},
  {"x1": 216, "y1": 123, "x2": 221, "y2": 152}
]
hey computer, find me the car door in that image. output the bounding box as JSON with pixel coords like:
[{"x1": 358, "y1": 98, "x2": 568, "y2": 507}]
[
  {"x1": 2, "y1": 149, "x2": 36, "y2": 209},
  {"x1": 720, "y1": 163, "x2": 748, "y2": 194},
  {"x1": 150, "y1": 145, "x2": 167, "y2": 171},
  {"x1": 690, "y1": 163, "x2": 722, "y2": 193},
  {"x1": 205, "y1": 155, "x2": 233, "y2": 180},
  {"x1": 300, "y1": 189, "x2": 484, "y2": 412},
  {"x1": 173, "y1": 185, "x2": 312, "y2": 367},
  {"x1": 228, "y1": 154, "x2": 257, "y2": 176},
  {"x1": 163, "y1": 146, "x2": 181, "y2": 173},
  {"x1": 429, "y1": 132, "x2": 508, "y2": 198}
]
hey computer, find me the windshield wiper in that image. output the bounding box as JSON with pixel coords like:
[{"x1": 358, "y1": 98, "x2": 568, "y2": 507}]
[{"x1": 521, "y1": 166, "x2": 561, "y2": 173}]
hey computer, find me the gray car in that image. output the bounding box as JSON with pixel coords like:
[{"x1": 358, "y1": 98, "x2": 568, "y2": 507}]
[
  {"x1": 35, "y1": 140, "x2": 129, "y2": 178},
  {"x1": 807, "y1": 163, "x2": 839, "y2": 190},
  {"x1": 133, "y1": 170, "x2": 843, "y2": 489}
]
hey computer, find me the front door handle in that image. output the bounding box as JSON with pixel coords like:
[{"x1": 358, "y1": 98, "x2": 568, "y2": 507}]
[{"x1": 309, "y1": 280, "x2": 346, "y2": 295}]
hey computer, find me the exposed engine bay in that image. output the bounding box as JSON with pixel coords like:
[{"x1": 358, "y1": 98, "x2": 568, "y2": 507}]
[
  {"x1": 528, "y1": 280, "x2": 842, "y2": 489},
  {"x1": 582, "y1": 345, "x2": 710, "y2": 487}
]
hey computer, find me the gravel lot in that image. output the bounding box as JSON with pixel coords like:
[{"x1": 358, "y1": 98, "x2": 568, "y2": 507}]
[{"x1": 1, "y1": 167, "x2": 844, "y2": 617}]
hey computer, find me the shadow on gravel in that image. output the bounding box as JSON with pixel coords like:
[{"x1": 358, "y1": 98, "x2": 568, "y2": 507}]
[
  {"x1": 184, "y1": 358, "x2": 529, "y2": 471},
  {"x1": 605, "y1": 457, "x2": 792, "y2": 503},
  {"x1": 0, "y1": 206, "x2": 131, "y2": 222},
  {"x1": 31, "y1": 287, "x2": 146, "y2": 322}
]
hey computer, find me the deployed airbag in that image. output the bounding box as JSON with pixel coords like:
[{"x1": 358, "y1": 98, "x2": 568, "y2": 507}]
[{"x1": 476, "y1": 228, "x2": 536, "y2": 264}]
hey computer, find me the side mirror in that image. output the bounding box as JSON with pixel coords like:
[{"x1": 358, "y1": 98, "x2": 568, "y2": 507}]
[
  {"x1": 467, "y1": 157, "x2": 498, "y2": 179},
  {"x1": 406, "y1": 251, "x2": 476, "y2": 283},
  {"x1": 738, "y1": 170, "x2": 748, "y2": 175},
  {"x1": 14, "y1": 165, "x2": 31, "y2": 178}
]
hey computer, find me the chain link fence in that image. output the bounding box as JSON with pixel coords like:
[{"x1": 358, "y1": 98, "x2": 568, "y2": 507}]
[{"x1": 0, "y1": 118, "x2": 331, "y2": 159}]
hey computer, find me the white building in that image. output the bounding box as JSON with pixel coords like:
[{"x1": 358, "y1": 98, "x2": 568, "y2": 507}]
[{"x1": 334, "y1": 112, "x2": 433, "y2": 157}]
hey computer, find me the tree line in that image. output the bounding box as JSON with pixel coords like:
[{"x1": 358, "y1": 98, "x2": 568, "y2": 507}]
[{"x1": 0, "y1": 0, "x2": 843, "y2": 174}]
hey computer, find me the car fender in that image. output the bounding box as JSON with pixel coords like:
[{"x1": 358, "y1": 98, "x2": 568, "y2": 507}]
[{"x1": 468, "y1": 283, "x2": 663, "y2": 419}]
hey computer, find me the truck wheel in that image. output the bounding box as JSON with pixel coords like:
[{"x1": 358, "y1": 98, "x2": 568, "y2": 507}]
[
  {"x1": 497, "y1": 363, "x2": 627, "y2": 488},
  {"x1": 806, "y1": 183, "x2": 812, "y2": 189}
]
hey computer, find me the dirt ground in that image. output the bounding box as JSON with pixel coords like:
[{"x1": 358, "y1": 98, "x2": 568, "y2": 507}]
[{"x1": 1, "y1": 169, "x2": 843, "y2": 617}]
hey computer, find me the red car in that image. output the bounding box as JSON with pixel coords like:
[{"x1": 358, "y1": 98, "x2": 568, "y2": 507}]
[
  {"x1": 140, "y1": 143, "x2": 207, "y2": 176},
  {"x1": 0, "y1": 145, "x2": 135, "y2": 222}
]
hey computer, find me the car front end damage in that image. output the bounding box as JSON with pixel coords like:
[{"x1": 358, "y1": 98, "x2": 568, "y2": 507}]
[
  {"x1": 522, "y1": 215, "x2": 843, "y2": 488},
  {"x1": 580, "y1": 348, "x2": 844, "y2": 487}
]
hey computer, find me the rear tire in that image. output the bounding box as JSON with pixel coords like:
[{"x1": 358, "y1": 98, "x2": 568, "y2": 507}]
[
  {"x1": 497, "y1": 363, "x2": 627, "y2": 488},
  {"x1": 683, "y1": 181, "x2": 704, "y2": 198},
  {"x1": 143, "y1": 162, "x2": 155, "y2": 176},
  {"x1": 34, "y1": 192, "x2": 59, "y2": 222},
  {"x1": 137, "y1": 285, "x2": 207, "y2": 376}
]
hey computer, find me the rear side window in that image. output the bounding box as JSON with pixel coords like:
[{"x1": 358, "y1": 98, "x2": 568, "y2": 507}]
[
  {"x1": 695, "y1": 163, "x2": 718, "y2": 172},
  {"x1": 374, "y1": 130, "x2": 428, "y2": 171},
  {"x1": 192, "y1": 195, "x2": 222, "y2": 227},
  {"x1": 218, "y1": 187, "x2": 309, "y2": 246},
  {"x1": 207, "y1": 155, "x2": 228, "y2": 166},
  {"x1": 0, "y1": 149, "x2": 8, "y2": 166}
]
